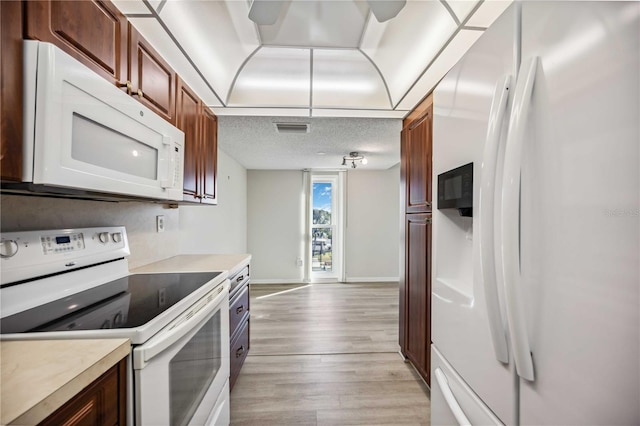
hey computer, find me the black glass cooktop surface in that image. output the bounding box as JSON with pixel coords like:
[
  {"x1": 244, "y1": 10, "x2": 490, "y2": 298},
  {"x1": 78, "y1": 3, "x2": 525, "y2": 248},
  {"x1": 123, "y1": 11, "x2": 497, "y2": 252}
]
[{"x1": 0, "y1": 271, "x2": 223, "y2": 334}]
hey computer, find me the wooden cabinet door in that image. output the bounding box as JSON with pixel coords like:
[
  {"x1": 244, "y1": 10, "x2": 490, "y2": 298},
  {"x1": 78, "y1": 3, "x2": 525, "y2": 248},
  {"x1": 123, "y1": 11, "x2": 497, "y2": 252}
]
[
  {"x1": 41, "y1": 359, "x2": 127, "y2": 426},
  {"x1": 200, "y1": 106, "x2": 218, "y2": 204},
  {"x1": 399, "y1": 128, "x2": 408, "y2": 352},
  {"x1": 176, "y1": 77, "x2": 201, "y2": 201},
  {"x1": 24, "y1": 0, "x2": 127, "y2": 85},
  {"x1": 1, "y1": 0, "x2": 23, "y2": 181},
  {"x1": 405, "y1": 107, "x2": 432, "y2": 213},
  {"x1": 128, "y1": 24, "x2": 175, "y2": 124},
  {"x1": 404, "y1": 213, "x2": 431, "y2": 385}
]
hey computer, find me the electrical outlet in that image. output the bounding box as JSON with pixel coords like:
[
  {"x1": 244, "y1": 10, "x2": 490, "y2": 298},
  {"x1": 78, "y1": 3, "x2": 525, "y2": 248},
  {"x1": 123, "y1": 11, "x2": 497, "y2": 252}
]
[
  {"x1": 296, "y1": 257, "x2": 303, "y2": 267},
  {"x1": 156, "y1": 215, "x2": 165, "y2": 233}
]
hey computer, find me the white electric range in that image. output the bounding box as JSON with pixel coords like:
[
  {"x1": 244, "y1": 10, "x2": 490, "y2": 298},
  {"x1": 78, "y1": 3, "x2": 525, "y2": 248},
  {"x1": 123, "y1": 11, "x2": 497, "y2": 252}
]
[{"x1": 0, "y1": 227, "x2": 230, "y2": 426}]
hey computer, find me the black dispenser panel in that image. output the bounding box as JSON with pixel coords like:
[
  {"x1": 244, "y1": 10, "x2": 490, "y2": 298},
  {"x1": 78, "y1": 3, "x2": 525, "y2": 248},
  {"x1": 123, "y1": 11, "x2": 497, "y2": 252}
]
[{"x1": 437, "y1": 162, "x2": 473, "y2": 217}]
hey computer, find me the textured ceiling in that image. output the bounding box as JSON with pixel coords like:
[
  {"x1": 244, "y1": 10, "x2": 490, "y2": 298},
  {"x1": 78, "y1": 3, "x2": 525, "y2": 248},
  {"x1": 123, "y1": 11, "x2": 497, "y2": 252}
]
[{"x1": 218, "y1": 116, "x2": 402, "y2": 170}]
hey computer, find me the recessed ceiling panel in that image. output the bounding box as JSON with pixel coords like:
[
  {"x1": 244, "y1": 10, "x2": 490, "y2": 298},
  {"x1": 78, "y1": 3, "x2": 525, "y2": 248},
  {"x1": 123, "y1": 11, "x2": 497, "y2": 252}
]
[
  {"x1": 443, "y1": 0, "x2": 480, "y2": 23},
  {"x1": 258, "y1": 1, "x2": 369, "y2": 48},
  {"x1": 111, "y1": 0, "x2": 152, "y2": 15},
  {"x1": 361, "y1": 0, "x2": 458, "y2": 106},
  {"x1": 212, "y1": 107, "x2": 310, "y2": 117},
  {"x1": 129, "y1": 17, "x2": 223, "y2": 106},
  {"x1": 229, "y1": 48, "x2": 310, "y2": 107},
  {"x1": 312, "y1": 50, "x2": 390, "y2": 109},
  {"x1": 312, "y1": 109, "x2": 408, "y2": 119},
  {"x1": 158, "y1": 0, "x2": 259, "y2": 102},
  {"x1": 148, "y1": 0, "x2": 162, "y2": 11},
  {"x1": 466, "y1": 0, "x2": 513, "y2": 28},
  {"x1": 397, "y1": 29, "x2": 484, "y2": 110}
]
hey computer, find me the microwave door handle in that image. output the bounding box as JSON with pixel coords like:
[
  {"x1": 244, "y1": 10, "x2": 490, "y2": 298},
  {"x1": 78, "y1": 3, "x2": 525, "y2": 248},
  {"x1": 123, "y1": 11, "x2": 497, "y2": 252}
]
[
  {"x1": 501, "y1": 57, "x2": 538, "y2": 382},
  {"x1": 160, "y1": 136, "x2": 173, "y2": 188},
  {"x1": 480, "y1": 74, "x2": 511, "y2": 364}
]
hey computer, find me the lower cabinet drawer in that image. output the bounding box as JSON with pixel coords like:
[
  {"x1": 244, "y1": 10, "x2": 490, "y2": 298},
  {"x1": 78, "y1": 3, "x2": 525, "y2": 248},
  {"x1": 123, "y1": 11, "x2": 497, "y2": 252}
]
[
  {"x1": 229, "y1": 285, "x2": 249, "y2": 337},
  {"x1": 229, "y1": 318, "x2": 249, "y2": 391},
  {"x1": 229, "y1": 266, "x2": 250, "y2": 296}
]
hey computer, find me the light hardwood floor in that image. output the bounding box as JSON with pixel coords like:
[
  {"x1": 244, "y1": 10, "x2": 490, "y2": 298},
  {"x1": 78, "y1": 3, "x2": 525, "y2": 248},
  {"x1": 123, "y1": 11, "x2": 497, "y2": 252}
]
[{"x1": 230, "y1": 283, "x2": 430, "y2": 425}]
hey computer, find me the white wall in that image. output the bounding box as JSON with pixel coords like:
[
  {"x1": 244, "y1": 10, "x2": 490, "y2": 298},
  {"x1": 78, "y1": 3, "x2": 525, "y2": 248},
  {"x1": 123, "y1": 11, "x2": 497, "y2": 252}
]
[
  {"x1": 247, "y1": 167, "x2": 400, "y2": 283},
  {"x1": 247, "y1": 170, "x2": 305, "y2": 283},
  {"x1": 179, "y1": 150, "x2": 247, "y2": 254},
  {"x1": 0, "y1": 195, "x2": 180, "y2": 269},
  {"x1": 345, "y1": 165, "x2": 400, "y2": 282}
]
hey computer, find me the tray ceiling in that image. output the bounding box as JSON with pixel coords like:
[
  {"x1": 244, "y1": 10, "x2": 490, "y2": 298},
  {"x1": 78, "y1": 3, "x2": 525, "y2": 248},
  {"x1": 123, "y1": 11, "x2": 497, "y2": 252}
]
[{"x1": 113, "y1": 0, "x2": 512, "y2": 118}]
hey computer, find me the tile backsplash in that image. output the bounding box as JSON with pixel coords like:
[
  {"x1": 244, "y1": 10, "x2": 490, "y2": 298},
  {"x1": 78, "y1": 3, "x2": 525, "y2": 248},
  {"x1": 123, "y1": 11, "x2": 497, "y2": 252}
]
[{"x1": 1, "y1": 195, "x2": 179, "y2": 269}]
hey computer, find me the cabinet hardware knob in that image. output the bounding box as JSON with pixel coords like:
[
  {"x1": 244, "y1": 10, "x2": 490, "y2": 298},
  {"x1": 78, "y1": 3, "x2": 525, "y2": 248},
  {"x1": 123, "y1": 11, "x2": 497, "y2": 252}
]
[
  {"x1": 236, "y1": 305, "x2": 244, "y2": 314},
  {"x1": 236, "y1": 275, "x2": 244, "y2": 282},
  {"x1": 426, "y1": 202, "x2": 432, "y2": 207},
  {"x1": 425, "y1": 218, "x2": 432, "y2": 224},
  {"x1": 116, "y1": 80, "x2": 132, "y2": 94},
  {"x1": 236, "y1": 346, "x2": 245, "y2": 357}
]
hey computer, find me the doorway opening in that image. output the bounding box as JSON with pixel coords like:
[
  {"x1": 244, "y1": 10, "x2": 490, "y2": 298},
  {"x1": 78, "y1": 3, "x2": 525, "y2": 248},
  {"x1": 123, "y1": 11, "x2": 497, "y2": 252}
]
[{"x1": 309, "y1": 173, "x2": 344, "y2": 282}]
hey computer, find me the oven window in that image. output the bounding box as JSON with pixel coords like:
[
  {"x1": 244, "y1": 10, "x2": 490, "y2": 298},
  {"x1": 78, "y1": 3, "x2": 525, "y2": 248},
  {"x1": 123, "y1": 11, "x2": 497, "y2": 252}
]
[{"x1": 169, "y1": 311, "x2": 222, "y2": 426}]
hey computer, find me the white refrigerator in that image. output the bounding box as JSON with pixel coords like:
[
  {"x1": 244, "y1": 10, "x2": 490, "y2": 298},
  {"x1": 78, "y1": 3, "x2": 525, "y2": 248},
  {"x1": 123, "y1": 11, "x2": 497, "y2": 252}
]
[{"x1": 431, "y1": 2, "x2": 639, "y2": 425}]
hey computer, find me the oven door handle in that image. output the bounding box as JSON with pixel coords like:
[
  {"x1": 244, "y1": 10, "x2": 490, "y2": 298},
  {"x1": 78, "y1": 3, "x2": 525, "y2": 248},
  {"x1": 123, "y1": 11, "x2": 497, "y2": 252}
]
[{"x1": 133, "y1": 280, "x2": 229, "y2": 369}]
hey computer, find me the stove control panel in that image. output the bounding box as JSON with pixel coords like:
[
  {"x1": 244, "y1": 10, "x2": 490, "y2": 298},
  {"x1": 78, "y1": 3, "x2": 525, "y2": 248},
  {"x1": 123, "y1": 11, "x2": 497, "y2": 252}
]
[
  {"x1": 0, "y1": 227, "x2": 130, "y2": 286},
  {"x1": 41, "y1": 232, "x2": 85, "y2": 255}
]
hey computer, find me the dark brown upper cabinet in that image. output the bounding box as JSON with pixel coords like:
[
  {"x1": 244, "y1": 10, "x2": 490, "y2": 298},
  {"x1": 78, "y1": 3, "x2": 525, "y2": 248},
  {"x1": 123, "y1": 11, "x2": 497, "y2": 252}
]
[
  {"x1": 24, "y1": 0, "x2": 127, "y2": 86},
  {"x1": 128, "y1": 24, "x2": 176, "y2": 124},
  {"x1": 200, "y1": 105, "x2": 218, "y2": 204},
  {"x1": 404, "y1": 105, "x2": 433, "y2": 213},
  {"x1": 1, "y1": 1, "x2": 24, "y2": 182},
  {"x1": 176, "y1": 77, "x2": 218, "y2": 204},
  {"x1": 176, "y1": 77, "x2": 201, "y2": 202}
]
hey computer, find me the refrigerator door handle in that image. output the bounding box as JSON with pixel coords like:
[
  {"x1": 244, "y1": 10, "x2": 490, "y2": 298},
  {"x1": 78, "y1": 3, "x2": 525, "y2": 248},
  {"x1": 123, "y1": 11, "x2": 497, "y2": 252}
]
[
  {"x1": 480, "y1": 74, "x2": 512, "y2": 364},
  {"x1": 435, "y1": 368, "x2": 472, "y2": 426},
  {"x1": 501, "y1": 56, "x2": 538, "y2": 381}
]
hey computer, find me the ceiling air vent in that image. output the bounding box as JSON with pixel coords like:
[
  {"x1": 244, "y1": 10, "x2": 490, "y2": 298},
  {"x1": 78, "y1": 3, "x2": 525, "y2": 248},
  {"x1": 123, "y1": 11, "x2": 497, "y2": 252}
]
[{"x1": 274, "y1": 123, "x2": 310, "y2": 134}]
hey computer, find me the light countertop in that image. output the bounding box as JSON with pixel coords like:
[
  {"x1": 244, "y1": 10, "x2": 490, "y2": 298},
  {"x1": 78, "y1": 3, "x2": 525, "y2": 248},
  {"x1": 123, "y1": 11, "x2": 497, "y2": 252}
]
[
  {"x1": 132, "y1": 254, "x2": 251, "y2": 276},
  {"x1": 0, "y1": 338, "x2": 130, "y2": 426}
]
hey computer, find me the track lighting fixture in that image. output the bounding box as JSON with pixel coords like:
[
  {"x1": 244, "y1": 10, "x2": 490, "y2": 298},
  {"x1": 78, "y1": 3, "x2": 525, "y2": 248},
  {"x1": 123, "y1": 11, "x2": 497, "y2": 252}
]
[{"x1": 342, "y1": 152, "x2": 368, "y2": 168}]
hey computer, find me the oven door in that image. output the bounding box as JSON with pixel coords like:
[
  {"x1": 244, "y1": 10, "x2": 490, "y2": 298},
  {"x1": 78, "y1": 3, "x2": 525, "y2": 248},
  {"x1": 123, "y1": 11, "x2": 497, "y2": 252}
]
[{"x1": 133, "y1": 280, "x2": 230, "y2": 426}]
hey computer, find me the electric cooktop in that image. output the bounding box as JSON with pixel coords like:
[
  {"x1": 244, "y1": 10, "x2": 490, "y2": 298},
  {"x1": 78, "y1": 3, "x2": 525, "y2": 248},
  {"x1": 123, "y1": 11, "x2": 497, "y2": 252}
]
[{"x1": 0, "y1": 271, "x2": 223, "y2": 334}]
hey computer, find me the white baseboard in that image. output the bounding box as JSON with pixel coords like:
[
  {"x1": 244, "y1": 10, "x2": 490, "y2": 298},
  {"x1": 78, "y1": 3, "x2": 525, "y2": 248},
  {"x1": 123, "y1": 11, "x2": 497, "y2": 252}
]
[
  {"x1": 250, "y1": 279, "x2": 308, "y2": 285},
  {"x1": 344, "y1": 277, "x2": 399, "y2": 283},
  {"x1": 251, "y1": 277, "x2": 399, "y2": 284},
  {"x1": 311, "y1": 277, "x2": 340, "y2": 284}
]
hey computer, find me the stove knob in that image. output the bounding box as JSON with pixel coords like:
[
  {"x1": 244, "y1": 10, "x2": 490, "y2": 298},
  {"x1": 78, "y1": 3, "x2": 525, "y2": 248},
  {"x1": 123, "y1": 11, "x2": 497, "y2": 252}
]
[
  {"x1": 111, "y1": 232, "x2": 123, "y2": 243},
  {"x1": 0, "y1": 240, "x2": 19, "y2": 258},
  {"x1": 98, "y1": 232, "x2": 110, "y2": 244}
]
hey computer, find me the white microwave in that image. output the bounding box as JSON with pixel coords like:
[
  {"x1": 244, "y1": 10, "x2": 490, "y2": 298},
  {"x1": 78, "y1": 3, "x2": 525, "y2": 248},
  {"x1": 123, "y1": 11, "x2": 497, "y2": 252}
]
[{"x1": 14, "y1": 41, "x2": 184, "y2": 201}]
